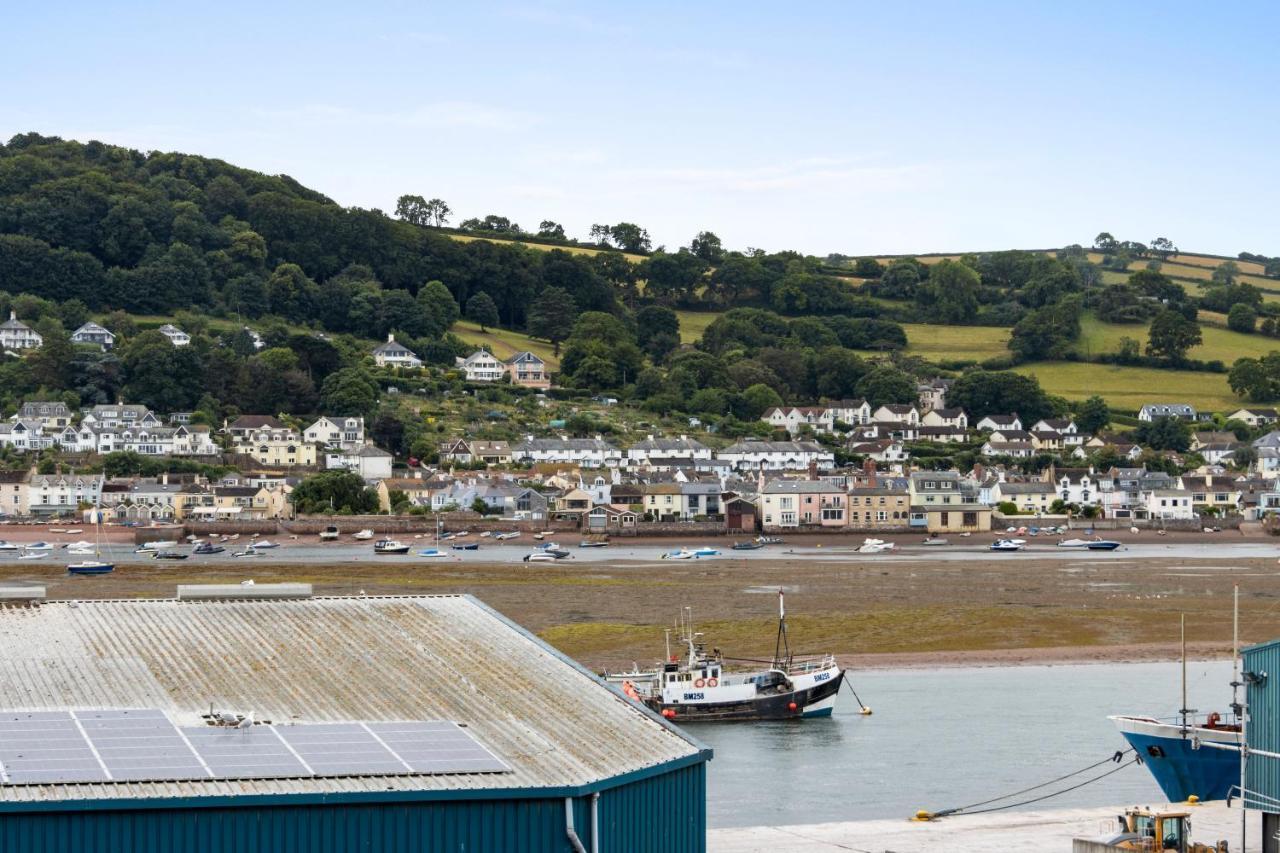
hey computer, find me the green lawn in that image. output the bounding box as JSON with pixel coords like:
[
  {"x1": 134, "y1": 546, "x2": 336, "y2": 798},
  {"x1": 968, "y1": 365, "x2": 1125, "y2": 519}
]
[
  {"x1": 450, "y1": 320, "x2": 560, "y2": 369},
  {"x1": 673, "y1": 310, "x2": 719, "y2": 344},
  {"x1": 446, "y1": 233, "x2": 646, "y2": 263},
  {"x1": 1014, "y1": 362, "x2": 1240, "y2": 412}
]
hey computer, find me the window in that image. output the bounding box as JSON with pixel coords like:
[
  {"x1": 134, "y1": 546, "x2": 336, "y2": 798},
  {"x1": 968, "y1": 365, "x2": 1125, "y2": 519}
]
[
  {"x1": 876, "y1": 510, "x2": 887, "y2": 521},
  {"x1": 939, "y1": 511, "x2": 949, "y2": 526},
  {"x1": 822, "y1": 509, "x2": 843, "y2": 521},
  {"x1": 963, "y1": 512, "x2": 977, "y2": 527}
]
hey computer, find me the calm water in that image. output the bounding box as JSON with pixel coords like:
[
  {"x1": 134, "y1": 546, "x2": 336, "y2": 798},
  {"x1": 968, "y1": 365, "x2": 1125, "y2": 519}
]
[{"x1": 695, "y1": 659, "x2": 1234, "y2": 828}]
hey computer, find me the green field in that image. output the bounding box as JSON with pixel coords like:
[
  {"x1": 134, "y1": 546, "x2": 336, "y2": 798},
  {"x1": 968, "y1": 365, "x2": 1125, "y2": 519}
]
[
  {"x1": 673, "y1": 310, "x2": 719, "y2": 344},
  {"x1": 1014, "y1": 361, "x2": 1239, "y2": 411},
  {"x1": 446, "y1": 233, "x2": 646, "y2": 263},
  {"x1": 901, "y1": 324, "x2": 1010, "y2": 360},
  {"x1": 1076, "y1": 312, "x2": 1280, "y2": 362},
  {"x1": 450, "y1": 320, "x2": 560, "y2": 369}
]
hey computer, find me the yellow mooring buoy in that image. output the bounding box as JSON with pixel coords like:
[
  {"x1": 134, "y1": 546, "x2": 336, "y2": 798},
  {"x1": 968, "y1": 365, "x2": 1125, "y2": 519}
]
[
  {"x1": 860, "y1": 707, "x2": 873, "y2": 716},
  {"x1": 1186, "y1": 794, "x2": 1201, "y2": 806},
  {"x1": 911, "y1": 810, "x2": 933, "y2": 822}
]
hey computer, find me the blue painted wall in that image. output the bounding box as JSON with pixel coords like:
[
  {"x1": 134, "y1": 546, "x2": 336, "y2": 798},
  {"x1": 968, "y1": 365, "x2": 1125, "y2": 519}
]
[
  {"x1": 1247, "y1": 639, "x2": 1280, "y2": 804},
  {"x1": 0, "y1": 764, "x2": 707, "y2": 853}
]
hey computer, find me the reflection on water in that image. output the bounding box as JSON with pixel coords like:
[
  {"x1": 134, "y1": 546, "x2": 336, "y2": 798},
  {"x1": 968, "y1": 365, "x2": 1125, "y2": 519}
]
[{"x1": 692, "y1": 659, "x2": 1233, "y2": 828}]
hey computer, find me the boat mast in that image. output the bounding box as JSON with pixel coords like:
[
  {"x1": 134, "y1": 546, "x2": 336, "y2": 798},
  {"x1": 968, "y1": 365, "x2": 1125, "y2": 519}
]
[
  {"x1": 1180, "y1": 613, "x2": 1188, "y2": 732},
  {"x1": 773, "y1": 589, "x2": 791, "y2": 668},
  {"x1": 1234, "y1": 584, "x2": 1246, "y2": 853}
]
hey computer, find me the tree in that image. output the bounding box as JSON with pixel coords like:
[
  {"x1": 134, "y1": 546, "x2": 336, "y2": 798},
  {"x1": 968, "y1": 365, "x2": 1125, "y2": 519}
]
[
  {"x1": 120, "y1": 330, "x2": 205, "y2": 412},
  {"x1": 609, "y1": 223, "x2": 651, "y2": 253},
  {"x1": 589, "y1": 224, "x2": 612, "y2": 245},
  {"x1": 537, "y1": 220, "x2": 566, "y2": 240},
  {"x1": 740, "y1": 383, "x2": 784, "y2": 419},
  {"x1": 425, "y1": 198, "x2": 451, "y2": 227},
  {"x1": 417, "y1": 279, "x2": 460, "y2": 336},
  {"x1": 949, "y1": 370, "x2": 1053, "y2": 422},
  {"x1": 291, "y1": 471, "x2": 380, "y2": 514},
  {"x1": 465, "y1": 292, "x2": 499, "y2": 331},
  {"x1": 634, "y1": 305, "x2": 680, "y2": 355},
  {"x1": 1228, "y1": 303, "x2": 1257, "y2": 334},
  {"x1": 526, "y1": 286, "x2": 577, "y2": 355},
  {"x1": 690, "y1": 231, "x2": 724, "y2": 264},
  {"x1": 320, "y1": 367, "x2": 380, "y2": 418},
  {"x1": 915, "y1": 259, "x2": 979, "y2": 324},
  {"x1": 1146, "y1": 309, "x2": 1202, "y2": 361},
  {"x1": 1234, "y1": 446, "x2": 1259, "y2": 468},
  {"x1": 1009, "y1": 298, "x2": 1082, "y2": 361},
  {"x1": 1093, "y1": 232, "x2": 1118, "y2": 251},
  {"x1": 1150, "y1": 237, "x2": 1176, "y2": 261},
  {"x1": 1134, "y1": 416, "x2": 1191, "y2": 452},
  {"x1": 28, "y1": 318, "x2": 74, "y2": 390},
  {"x1": 1212, "y1": 260, "x2": 1241, "y2": 287},
  {"x1": 394, "y1": 195, "x2": 429, "y2": 226},
  {"x1": 1076, "y1": 395, "x2": 1110, "y2": 434},
  {"x1": 854, "y1": 366, "x2": 916, "y2": 407},
  {"x1": 640, "y1": 251, "x2": 707, "y2": 302}
]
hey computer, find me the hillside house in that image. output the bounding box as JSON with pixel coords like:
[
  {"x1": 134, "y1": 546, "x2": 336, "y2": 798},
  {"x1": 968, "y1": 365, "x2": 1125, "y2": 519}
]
[
  {"x1": 718, "y1": 440, "x2": 835, "y2": 471},
  {"x1": 826, "y1": 399, "x2": 872, "y2": 426},
  {"x1": 1178, "y1": 474, "x2": 1243, "y2": 515},
  {"x1": 157, "y1": 324, "x2": 191, "y2": 346},
  {"x1": 14, "y1": 401, "x2": 72, "y2": 429},
  {"x1": 330, "y1": 445, "x2": 393, "y2": 479},
  {"x1": 511, "y1": 437, "x2": 621, "y2": 467},
  {"x1": 303, "y1": 416, "x2": 366, "y2": 450},
  {"x1": 70, "y1": 322, "x2": 115, "y2": 349},
  {"x1": 82, "y1": 404, "x2": 160, "y2": 430},
  {"x1": 1229, "y1": 408, "x2": 1279, "y2": 427},
  {"x1": 908, "y1": 471, "x2": 991, "y2": 533},
  {"x1": 1032, "y1": 418, "x2": 1077, "y2": 434},
  {"x1": 1138, "y1": 403, "x2": 1201, "y2": 421},
  {"x1": 762, "y1": 406, "x2": 835, "y2": 435},
  {"x1": 872, "y1": 403, "x2": 920, "y2": 425},
  {"x1": 626, "y1": 435, "x2": 711, "y2": 466},
  {"x1": 917, "y1": 378, "x2": 951, "y2": 411},
  {"x1": 981, "y1": 440, "x2": 1035, "y2": 458},
  {"x1": 977, "y1": 414, "x2": 1022, "y2": 431},
  {"x1": 506, "y1": 351, "x2": 551, "y2": 389},
  {"x1": 371, "y1": 333, "x2": 423, "y2": 368},
  {"x1": 0, "y1": 312, "x2": 41, "y2": 350},
  {"x1": 439, "y1": 438, "x2": 513, "y2": 465},
  {"x1": 456, "y1": 349, "x2": 506, "y2": 382},
  {"x1": 921, "y1": 407, "x2": 968, "y2": 429}
]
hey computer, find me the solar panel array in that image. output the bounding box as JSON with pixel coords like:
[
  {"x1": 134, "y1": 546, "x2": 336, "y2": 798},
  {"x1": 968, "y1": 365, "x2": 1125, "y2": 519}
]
[{"x1": 0, "y1": 710, "x2": 508, "y2": 785}]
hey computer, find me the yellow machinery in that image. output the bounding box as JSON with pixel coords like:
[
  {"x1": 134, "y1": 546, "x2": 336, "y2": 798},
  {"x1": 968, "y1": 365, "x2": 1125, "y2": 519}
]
[{"x1": 1074, "y1": 807, "x2": 1228, "y2": 852}]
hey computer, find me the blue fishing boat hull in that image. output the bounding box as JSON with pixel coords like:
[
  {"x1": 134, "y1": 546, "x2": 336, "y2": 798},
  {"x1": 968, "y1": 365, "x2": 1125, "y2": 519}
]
[{"x1": 1111, "y1": 715, "x2": 1239, "y2": 802}]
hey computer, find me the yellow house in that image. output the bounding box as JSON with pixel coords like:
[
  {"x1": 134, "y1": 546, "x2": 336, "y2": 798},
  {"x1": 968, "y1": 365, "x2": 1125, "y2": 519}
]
[{"x1": 245, "y1": 439, "x2": 317, "y2": 468}]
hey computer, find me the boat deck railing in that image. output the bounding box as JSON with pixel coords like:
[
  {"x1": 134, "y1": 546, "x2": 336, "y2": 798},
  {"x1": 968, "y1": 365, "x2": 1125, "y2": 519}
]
[{"x1": 786, "y1": 654, "x2": 837, "y2": 674}]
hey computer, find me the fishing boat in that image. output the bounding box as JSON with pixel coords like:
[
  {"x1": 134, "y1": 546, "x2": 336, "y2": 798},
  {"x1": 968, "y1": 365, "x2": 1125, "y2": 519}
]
[
  {"x1": 352, "y1": 529, "x2": 374, "y2": 541},
  {"x1": 451, "y1": 542, "x2": 479, "y2": 551},
  {"x1": 373, "y1": 539, "x2": 411, "y2": 554},
  {"x1": 921, "y1": 536, "x2": 949, "y2": 546},
  {"x1": 152, "y1": 550, "x2": 189, "y2": 560},
  {"x1": 193, "y1": 542, "x2": 226, "y2": 555},
  {"x1": 1087, "y1": 540, "x2": 1123, "y2": 551},
  {"x1": 990, "y1": 538, "x2": 1024, "y2": 552},
  {"x1": 319, "y1": 525, "x2": 340, "y2": 541},
  {"x1": 731, "y1": 541, "x2": 763, "y2": 551},
  {"x1": 605, "y1": 592, "x2": 845, "y2": 722},
  {"x1": 1110, "y1": 609, "x2": 1243, "y2": 802},
  {"x1": 249, "y1": 539, "x2": 278, "y2": 549}
]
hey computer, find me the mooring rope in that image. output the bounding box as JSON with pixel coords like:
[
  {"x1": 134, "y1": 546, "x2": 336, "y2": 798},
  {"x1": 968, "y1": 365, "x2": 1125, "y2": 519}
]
[{"x1": 923, "y1": 748, "x2": 1138, "y2": 819}]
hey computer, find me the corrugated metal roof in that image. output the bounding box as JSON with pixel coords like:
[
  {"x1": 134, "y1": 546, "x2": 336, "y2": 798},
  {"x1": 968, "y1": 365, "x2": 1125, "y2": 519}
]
[{"x1": 0, "y1": 595, "x2": 700, "y2": 803}]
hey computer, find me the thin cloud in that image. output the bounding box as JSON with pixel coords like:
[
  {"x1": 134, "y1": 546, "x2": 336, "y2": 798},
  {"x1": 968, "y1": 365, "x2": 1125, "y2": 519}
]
[
  {"x1": 252, "y1": 101, "x2": 536, "y2": 132},
  {"x1": 604, "y1": 158, "x2": 934, "y2": 194}
]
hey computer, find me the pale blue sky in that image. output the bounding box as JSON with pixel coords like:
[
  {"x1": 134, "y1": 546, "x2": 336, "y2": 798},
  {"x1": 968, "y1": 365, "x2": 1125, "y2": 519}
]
[{"x1": 4, "y1": 2, "x2": 1277, "y2": 257}]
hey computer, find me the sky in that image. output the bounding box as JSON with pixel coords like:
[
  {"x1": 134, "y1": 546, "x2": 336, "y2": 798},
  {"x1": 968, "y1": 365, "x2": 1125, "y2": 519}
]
[{"x1": 4, "y1": 1, "x2": 1278, "y2": 258}]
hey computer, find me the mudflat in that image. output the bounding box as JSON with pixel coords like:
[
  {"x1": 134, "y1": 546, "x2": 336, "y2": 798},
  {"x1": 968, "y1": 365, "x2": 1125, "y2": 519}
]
[{"x1": 4, "y1": 545, "x2": 1275, "y2": 671}]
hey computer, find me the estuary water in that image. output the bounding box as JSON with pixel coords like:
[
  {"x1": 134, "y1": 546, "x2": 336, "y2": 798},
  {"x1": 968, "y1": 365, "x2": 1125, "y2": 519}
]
[{"x1": 696, "y1": 659, "x2": 1234, "y2": 828}]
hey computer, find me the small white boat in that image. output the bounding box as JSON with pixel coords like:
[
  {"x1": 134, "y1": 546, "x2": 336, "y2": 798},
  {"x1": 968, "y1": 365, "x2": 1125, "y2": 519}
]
[
  {"x1": 63, "y1": 540, "x2": 94, "y2": 550},
  {"x1": 249, "y1": 540, "x2": 278, "y2": 549},
  {"x1": 18, "y1": 551, "x2": 47, "y2": 560},
  {"x1": 990, "y1": 539, "x2": 1024, "y2": 552},
  {"x1": 49, "y1": 528, "x2": 66, "y2": 534},
  {"x1": 417, "y1": 548, "x2": 449, "y2": 559},
  {"x1": 319, "y1": 526, "x2": 340, "y2": 541},
  {"x1": 233, "y1": 547, "x2": 262, "y2": 558},
  {"x1": 65, "y1": 529, "x2": 82, "y2": 535},
  {"x1": 692, "y1": 546, "x2": 720, "y2": 557},
  {"x1": 353, "y1": 529, "x2": 374, "y2": 541},
  {"x1": 480, "y1": 531, "x2": 492, "y2": 538},
  {"x1": 0, "y1": 541, "x2": 17, "y2": 551},
  {"x1": 857, "y1": 538, "x2": 896, "y2": 554},
  {"x1": 921, "y1": 537, "x2": 949, "y2": 546},
  {"x1": 1057, "y1": 538, "x2": 1091, "y2": 548},
  {"x1": 141, "y1": 540, "x2": 177, "y2": 550},
  {"x1": 523, "y1": 552, "x2": 557, "y2": 563},
  {"x1": 661, "y1": 548, "x2": 696, "y2": 560},
  {"x1": 24, "y1": 541, "x2": 53, "y2": 552},
  {"x1": 67, "y1": 547, "x2": 95, "y2": 556},
  {"x1": 494, "y1": 532, "x2": 521, "y2": 541}
]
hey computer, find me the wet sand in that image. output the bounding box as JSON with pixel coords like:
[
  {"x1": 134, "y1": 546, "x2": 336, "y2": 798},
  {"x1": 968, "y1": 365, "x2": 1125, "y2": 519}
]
[{"x1": 3, "y1": 528, "x2": 1277, "y2": 670}]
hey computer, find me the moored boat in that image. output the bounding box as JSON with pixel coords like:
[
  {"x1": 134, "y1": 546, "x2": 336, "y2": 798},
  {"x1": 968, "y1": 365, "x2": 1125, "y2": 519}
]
[
  {"x1": 67, "y1": 560, "x2": 114, "y2": 575},
  {"x1": 141, "y1": 539, "x2": 177, "y2": 550},
  {"x1": 1057, "y1": 538, "x2": 1090, "y2": 547},
  {"x1": 0, "y1": 540, "x2": 17, "y2": 551},
  {"x1": 193, "y1": 542, "x2": 226, "y2": 555},
  {"x1": 755, "y1": 536, "x2": 782, "y2": 545},
  {"x1": 23, "y1": 541, "x2": 53, "y2": 552},
  {"x1": 352, "y1": 529, "x2": 374, "y2": 540},
  {"x1": 153, "y1": 550, "x2": 189, "y2": 560},
  {"x1": 579, "y1": 539, "x2": 608, "y2": 548},
  {"x1": 417, "y1": 547, "x2": 449, "y2": 558},
  {"x1": 990, "y1": 538, "x2": 1024, "y2": 551},
  {"x1": 921, "y1": 536, "x2": 948, "y2": 546},
  {"x1": 1110, "y1": 714, "x2": 1240, "y2": 802},
  {"x1": 373, "y1": 539, "x2": 411, "y2": 554},
  {"x1": 451, "y1": 542, "x2": 479, "y2": 551},
  {"x1": 605, "y1": 592, "x2": 845, "y2": 722},
  {"x1": 319, "y1": 526, "x2": 340, "y2": 541},
  {"x1": 249, "y1": 539, "x2": 278, "y2": 549},
  {"x1": 494, "y1": 531, "x2": 521, "y2": 541},
  {"x1": 1087, "y1": 539, "x2": 1122, "y2": 551},
  {"x1": 857, "y1": 538, "x2": 896, "y2": 553},
  {"x1": 731, "y1": 541, "x2": 762, "y2": 551}
]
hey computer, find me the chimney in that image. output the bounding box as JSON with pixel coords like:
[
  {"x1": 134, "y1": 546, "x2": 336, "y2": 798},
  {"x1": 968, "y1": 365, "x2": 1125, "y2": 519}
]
[
  {"x1": 807, "y1": 459, "x2": 818, "y2": 480},
  {"x1": 972, "y1": 462, "x2": 984, "y2": 484},
  {"x1": 863, "y1": 457, "x2": 878, "y2": 488},
  {"x1": 387, "y1": 332, "x2": 395, "y2": 342}
]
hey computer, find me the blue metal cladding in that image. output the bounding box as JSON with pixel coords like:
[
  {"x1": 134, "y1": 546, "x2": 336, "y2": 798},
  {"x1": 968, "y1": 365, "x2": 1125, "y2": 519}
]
[
  {"x1": 1246, "y1": 639, "x2": 1280, "y2": 805},
  {"x1": 0, "y1": 764, "x2": 707, "y2": 853}
]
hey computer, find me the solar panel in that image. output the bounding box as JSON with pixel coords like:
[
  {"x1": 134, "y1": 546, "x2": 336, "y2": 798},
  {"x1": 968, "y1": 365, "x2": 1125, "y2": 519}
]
[
  {"x1": 0, "y1": 711, "x2": 107, "y2": 784},
  {"x1": 0, "y1": 710, "x2": 509, "y2": 785},
  {"x1": 179, "y1": 726, "x2": 309, "y2": 779}
]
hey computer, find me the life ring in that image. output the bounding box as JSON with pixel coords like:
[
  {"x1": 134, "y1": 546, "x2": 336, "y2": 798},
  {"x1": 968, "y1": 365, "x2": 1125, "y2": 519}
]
[
  {"x1": 694, "y1": 678, "x2": 706, "y2": 689},
  {"x1": 707, "y1": 678, "x2": 718, "y2": 687},
  {"x1": 1206, "y1": 712, "x2": 1221, "y2": 728}
]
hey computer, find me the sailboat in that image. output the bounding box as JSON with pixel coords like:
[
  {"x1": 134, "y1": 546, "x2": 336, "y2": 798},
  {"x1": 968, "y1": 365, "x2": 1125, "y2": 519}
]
[
  {"x1": 418, "y1": 517, "x2": 449, "y2": 558},
  {"x1": 68, "y1": 502, "x2": 114, "y2": 575}
]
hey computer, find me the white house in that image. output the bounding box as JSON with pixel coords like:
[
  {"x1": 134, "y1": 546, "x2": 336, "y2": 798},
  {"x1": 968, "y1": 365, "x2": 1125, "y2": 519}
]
[
  {"x1": 917, "y1": 378, "x2": 951, "y2": 411},
  {"x1": 1229, "y1": 408, "x2": 1279, "y2": 428},
  {"x1": 304, "y1": 416, "x2": 366, "y2": 450},
  {"x1": 1032, "y1": 418, "x2": 1077, "y2": 434},
  {"x1": 331, "y1": 445, "x2": 393, "y2": 480},
  {"x1": 1054, "y1": 469, "x2": 1100, "y2": 506},
  {"x1": 626, "y1": 435, "x2": 712, "y2": 466},
  {"x1": 976, "y1": 414, "x2": 1022, "y2": 432},
  {"x1": 0, "y1": 312, "x2": 41, "y2": 350},
  {"x1": 762, "y1": 407, "x2": 834, "y2": 435},
  {"x1": 456, "y1": 350, "x2": 506, "y2": 382},
  {"x1": 82, "y1": 404, "x2": 160, "y2": 430},
  {"x1": 25, "y1": 472, "x2": 103, "y2": 516},
  {"x1": 157, "y1": 324, "x2": 191, "y2": 346},
  {"x1": 371, "y1": 333, "x2": 423, "y2": 368},
  {"x1": 506, "y1": 351, "x2": 551, "y2": 389},
  {"x1": 510, "y1": 437, "x2": 622, "y2": 467},
  {"x1": 716, "y1": 440, "x2": 835, "y2": 471},
  {"x1": 14, "y1": 401, "x2": 72, "y2": 429},
  {"x1": 1144, "y1": 489, "x2": 1195, "y2": 519},
  {"x1": 847, "y1": 439, "x2": 908, "y2": 463},
  {"x1": 921, "y1": 407, "x2": 968, "y2": 429},
  {"x1": 1138, "y1": 403, "x2": 1199, "y2": 422},
  {"x1": 872, "y1": 404, "x2": 920, "y2": 425},
  {"x1": 826, "y1": 399, "x2": 872, "y2": 426},
  {"x1": 71, "y1": 322, "x2": 116, "y2": 349}
]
